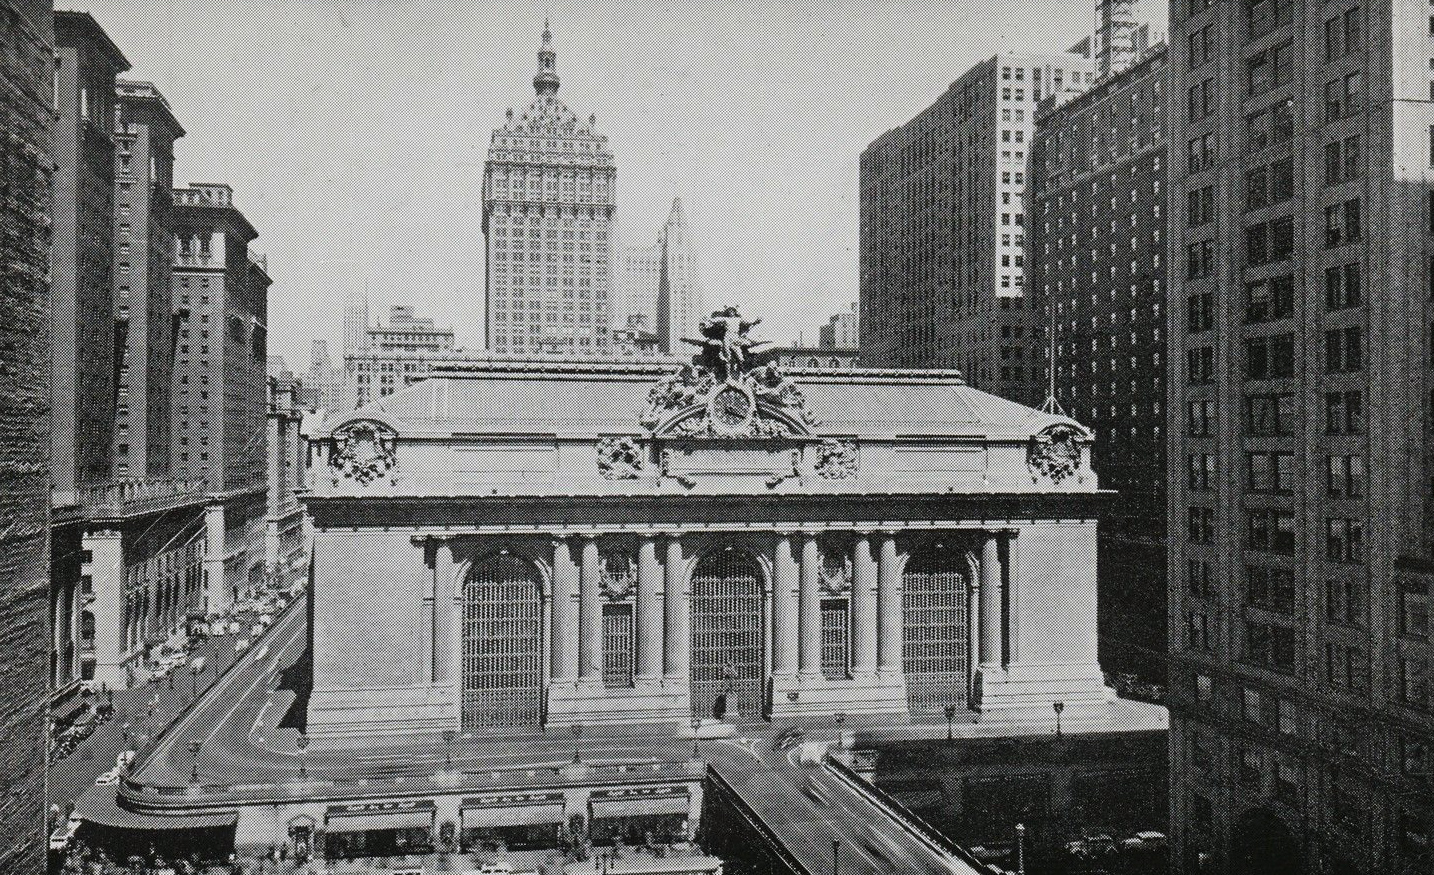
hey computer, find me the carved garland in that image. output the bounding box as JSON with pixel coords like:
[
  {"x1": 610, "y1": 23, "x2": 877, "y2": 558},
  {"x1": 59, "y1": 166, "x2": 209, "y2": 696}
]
[
  {"x1": 596, "y1": 437, "x2": 643, "y2": 480},
  {"x1": 329, "y1": 420, "x2": 397, "y2": 486},
  {"x1": 814, "y1": 439, "x2": 859, "y2": 479},
  {"x1": 1027, "y1": 423, "x2": 1084, "y2": 485}
]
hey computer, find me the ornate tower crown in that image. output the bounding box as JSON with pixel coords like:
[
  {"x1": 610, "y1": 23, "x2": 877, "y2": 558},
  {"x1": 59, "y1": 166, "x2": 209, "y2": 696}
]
[{"x1": 534, "y1": 19, "x2": 560, "y2": 96}]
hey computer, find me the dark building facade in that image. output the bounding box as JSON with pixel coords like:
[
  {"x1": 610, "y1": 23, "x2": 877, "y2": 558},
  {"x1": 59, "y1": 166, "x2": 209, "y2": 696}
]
[
  {"x1": 1028, "y1": 44, "x2": 1170, "y2": 678},
  {"x1": 52, "y1": 10, "x2": 128, "y2": 495},
  {"x1": 113, "y1": 79, "x2": 183, "y2": 478},
  {"x1": 859, "y1": 51, "x2": 1095, "y2": 406},
  {"x1": 1, "y1": 2, "x2": 52, "y2": 868},
  {"x1": 1167, "y1": 0, "x2": 1434, "y2": 870}
]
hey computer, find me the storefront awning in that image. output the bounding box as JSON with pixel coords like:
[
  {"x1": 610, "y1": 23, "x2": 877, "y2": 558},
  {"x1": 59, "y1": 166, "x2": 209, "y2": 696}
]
[
  {"x1": 325, "y1": 810, "x2": 433, "y2": 833},
  {"x1": 590, "y1": 791, "x2": 689, "y2": 819},
  {"x1": 462, "y1": 804, "x2": 566, "y2": 829},
  {"x1": 324, "y1": 800, "x2": 435, "y2": 833}
]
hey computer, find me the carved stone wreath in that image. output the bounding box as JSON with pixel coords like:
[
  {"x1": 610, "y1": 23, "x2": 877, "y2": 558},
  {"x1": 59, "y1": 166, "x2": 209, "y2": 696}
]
[
  {"x1": 599, "y1": 551, "x2": 636, "y2": 600},
  {"x1": 596, "y1": 437, "x2": 643, "y2": 480},
  {"x1": 819, "y1": 545, "x2": 852, "y2": 595},
  {"x1": 814, "y1": 438, "x2": 859, "y2": 479},
  {"x1": 330, "y1": 420, "x2": 397, "y2": 486},
  {"x1": 1027, "y1": 423, "x2": 1083, "y2": 485}
]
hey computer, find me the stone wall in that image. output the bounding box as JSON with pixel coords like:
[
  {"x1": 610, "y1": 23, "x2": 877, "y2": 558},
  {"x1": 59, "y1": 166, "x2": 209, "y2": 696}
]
[{"x1": 0, "y1": 1, "x2": 54, "y2": 869}]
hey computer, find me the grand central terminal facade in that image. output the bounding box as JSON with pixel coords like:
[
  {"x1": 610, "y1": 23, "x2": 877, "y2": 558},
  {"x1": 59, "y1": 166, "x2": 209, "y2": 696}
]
[{"x1": 302, "y1": 316, "x2": 1113, "y2": 742}]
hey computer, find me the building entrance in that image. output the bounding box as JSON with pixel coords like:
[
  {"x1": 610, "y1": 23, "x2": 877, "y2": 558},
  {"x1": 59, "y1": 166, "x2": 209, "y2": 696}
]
[
  {"x1": 462, "y1": 553, "x2": 544, "y2": 729},
  {"x1": 903, "y1": 542, "x2": 969, "y2": 713},
  {"x1": 690, "y1": 547, "x2": 764, "y2": 720}
]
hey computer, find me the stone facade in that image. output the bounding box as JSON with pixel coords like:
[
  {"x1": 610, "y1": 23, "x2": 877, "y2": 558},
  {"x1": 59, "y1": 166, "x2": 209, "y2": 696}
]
[
  {"x1": 859, "y1": 50, "x2": 1095, "y2": 406},
  {"x1": 1167, "y1": 0, "x2": 1434, "y2": 870},
  {"x1": 303, "y1": 317, "x2": 1113, "y2": 743},
  {"x1": 1, "y1": 1, "x2": 51, "y2": 869},
  {"x1": 1028, "y1": 45, "x2": 1169, "y2": 679}
]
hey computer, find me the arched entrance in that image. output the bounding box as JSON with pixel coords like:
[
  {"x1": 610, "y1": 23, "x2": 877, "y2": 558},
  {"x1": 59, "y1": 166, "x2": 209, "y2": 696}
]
[
  {"x1": 903, "y1": 542, "x2": 968, "y2": 714},
  {"x1": 462, "y1": 553, "x2": 544, "y2": 729},
  {"x1": 690, "y1": 547, "x2": 764, "y2": 721},
  {"x1": 1231, "y1": 807, "x2": 1299, "y2": 875}
]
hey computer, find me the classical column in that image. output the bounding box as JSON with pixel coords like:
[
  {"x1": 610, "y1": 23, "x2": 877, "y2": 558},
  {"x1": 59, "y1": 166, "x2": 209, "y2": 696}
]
[
  {"x1": 850, "y1": 533, "x2": 878, "y2": 678},
  {"x1": 636, "y1": 535, "x2": 663, "y2": 684},
  {"x1": 551, "y1": 537, "x2": 579, "y2": 683},
  {"x1": 579, "y1": 535, "x2": 603, "y2": 686},
  {"x1": 771, "y1": 533, "x2": 799, "y2": 678},
  {"x1": 798, "y1": 532, "x2": 823, "y2": 680},
  {"x1": 877, "y1": 531, "x2": 903, "y2": 677},
  {"x1": 1004, "y1": 529, "x2": 1020, "y2": 665},
  {"x1": 203, "y1": 499, "x2": 229, "y2": 615},
  {"x1": 980, "y1": 531, "x2": 1003, "y2": 668},
  {"x1": 663, "y1": 535, "x2": 689, "y2": 682},
  {"x1": 437, "y1": 540, "x2": 460, "y2": 687}
]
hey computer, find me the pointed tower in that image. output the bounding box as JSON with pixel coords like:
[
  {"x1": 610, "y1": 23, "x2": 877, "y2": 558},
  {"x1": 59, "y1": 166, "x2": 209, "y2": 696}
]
[
  {"x1": 655, "y1": 198, "x2": 702, "y2": 355},
  {"x1": 482, "y1": 21, "x2": 616, "y2": 356}
]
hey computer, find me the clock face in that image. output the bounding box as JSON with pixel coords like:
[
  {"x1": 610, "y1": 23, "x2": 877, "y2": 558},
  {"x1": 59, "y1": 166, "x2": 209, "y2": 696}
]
[{"x1": 710, "y1": 385, "x2": 753, "y2": 430}]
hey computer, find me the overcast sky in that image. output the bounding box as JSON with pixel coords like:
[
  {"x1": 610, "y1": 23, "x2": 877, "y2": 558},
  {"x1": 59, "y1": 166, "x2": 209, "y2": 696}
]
[{"x1": 81, "y1": 0, "x2": 1155, "y2": 368}]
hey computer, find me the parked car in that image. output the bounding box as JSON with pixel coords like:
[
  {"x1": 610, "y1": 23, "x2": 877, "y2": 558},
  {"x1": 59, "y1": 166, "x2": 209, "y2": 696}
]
[
  {"x1": 235, "y1": 638, "x2": 250, "y2": 654},
  {"x1": 1066, "y1": 834, "x2": 1119, "y2": 859},
  {"x1": 95, "y1": 769, "x2": 120, "y2": 786},
  {"x1": 228, "y1": 621, "x2": 240, "y2": 635},
  {"x1": 1121, "y1": 831, "x2": 1168, "y2": 852},
  {"x1": 170, "y1": 652, "x2": 187, "y2": 667}
]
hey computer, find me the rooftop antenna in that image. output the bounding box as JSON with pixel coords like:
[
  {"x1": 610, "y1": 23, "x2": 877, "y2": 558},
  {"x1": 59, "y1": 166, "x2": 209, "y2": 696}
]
[{"x1": 1037, "y1": 286, "x2": 1066, "y2": 417}]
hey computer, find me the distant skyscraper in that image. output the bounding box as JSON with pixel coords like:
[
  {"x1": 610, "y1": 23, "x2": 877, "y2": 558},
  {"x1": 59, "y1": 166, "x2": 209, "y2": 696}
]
[
  {"x1": 112, "y1": 79, "x2": 183, "y2": 478},
  {"x1": 618, "y1": 198, "x2": 702, "y2": 355},
  {"x1": 365, "y1": 304, "x2": 455, "y2": 353},
  {"x1": 818, "y1": 303, "x2": 859, "y2": 349},
  {"x1": 342, "y1": 286, "x2": 369, "y2": 358},
  {"x1": 305, "y1": 339, "x2": 344, "y2": 412},
  {"x1": 860, "y1": 49, "x2": 1095, "y2": 404},
  {"x1": 52, "y1": 11, "x2": 130, "y2": 493},
  {"x1": 483, "y1": 21, "x2": 615, "y2": 357}
]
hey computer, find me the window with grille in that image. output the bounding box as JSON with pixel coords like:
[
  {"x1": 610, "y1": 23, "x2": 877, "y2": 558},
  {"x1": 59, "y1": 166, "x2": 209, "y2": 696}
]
[
  {"x1": 462, "y1": 554, "x2": 544, "y2": 729},
  {"x1": 602, "y1": 603, "x2": 634, "y2": 688},
  {"x1": 821, "y1": 599, "x2": 849, "y2": 681},
  {"x1": 903, "y1": 544, "x2": 969, "y2": 713}
]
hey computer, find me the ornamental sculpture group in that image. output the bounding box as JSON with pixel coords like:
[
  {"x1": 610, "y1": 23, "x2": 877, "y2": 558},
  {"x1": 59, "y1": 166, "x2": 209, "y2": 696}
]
[{"x1": 640, "y1": 305, "x2": 819, "y2": 438}]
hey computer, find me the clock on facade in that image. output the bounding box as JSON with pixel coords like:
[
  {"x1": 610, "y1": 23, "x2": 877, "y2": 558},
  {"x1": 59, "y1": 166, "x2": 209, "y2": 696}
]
[{"x1": 708, "y1": 384, "x2": 754, "y2": 434}]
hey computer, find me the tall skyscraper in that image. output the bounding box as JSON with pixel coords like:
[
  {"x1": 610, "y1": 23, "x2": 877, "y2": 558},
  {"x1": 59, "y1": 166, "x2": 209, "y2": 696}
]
[
  {"x1": 112, "y1": 79, "x2": 183, "y2": 478},
  {"x1": 342, "y1": 286, "x2": 369, "y2": 359},
  {"x1": 483, "y1": 21, "x2": 615, "y2": 357},
  {"x1": 860, "y1": 49, "x2": 1095, "y2": 405},
  {"x1": 1029, "y1": 44, "x2": 1170, "y2": 680},
  {"x1": 52, "y1": 10, "x2": 129, "y2": 494},
  {"x1": 1167, "y1": 0, "x2": 1434, "y2": 870},
  {"x1": 170, "y1": 183, "x2": 268, "y2": 492},
  {"x1": 0, "y1": 2, "x2": 52, "y2": 868},
  {"x1": 617, "y1": 198, "x2": 703, "y2": 355},
  {"x1": 305, "y1": 339, "x2": 344, "y2": 411}
]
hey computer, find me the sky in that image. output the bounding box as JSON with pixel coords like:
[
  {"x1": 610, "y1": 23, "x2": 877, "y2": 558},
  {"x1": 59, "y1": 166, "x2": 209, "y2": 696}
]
[{"x1": 82, "y1": 0, "x2": 1137, "y2": 369}]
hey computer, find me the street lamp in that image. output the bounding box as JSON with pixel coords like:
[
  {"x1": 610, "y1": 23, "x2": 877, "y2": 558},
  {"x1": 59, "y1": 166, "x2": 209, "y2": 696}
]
[
  {"x1": 691, "y1": 715, "x2": 702, "y2": 761},
  {"x1": 443, "y1": 728, "x2": 456, "y2": 770},
  {"x1": 1052, "y1": 701, "x2": 1065, "y2": 738},
  {"x1": 831, "y1": 838, "x2": 840, "y2": 875},
  {"x1": 571, "y1": 723, "x2": 583, "y2": 764},
  {"x1": 296, "y1": 732, "x2": 308, "y2": 779},
  {"x1": 1015, "y1": 823, "x2": 1026, "y2": 875},
  {"x1": 188, "y1": 740, "x2": 202, "y2": 783},
  {"x1": 190, "y1": 662, "x2": 200, "y2": 702},
  {"x1": 944, "y1": 704, "x2": 957, "y2": 743}
]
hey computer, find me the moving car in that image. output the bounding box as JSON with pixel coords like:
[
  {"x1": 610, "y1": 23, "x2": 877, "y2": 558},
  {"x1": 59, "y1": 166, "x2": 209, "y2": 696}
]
[
  {"x1": 1121, "y1": 831, "x2": 1168, "y2": 852},
  {"x1": 95, "y1": 768, "x2": 120, "y2": 786},
  {"x1": 235, "y1": 638, "x2": 250, "y2": 654}
]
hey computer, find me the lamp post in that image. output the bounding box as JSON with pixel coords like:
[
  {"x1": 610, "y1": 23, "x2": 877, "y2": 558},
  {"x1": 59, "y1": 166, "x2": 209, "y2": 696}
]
[
  {"x1": 443, "y1": 728, "x2": 456, "y2": 770},
  {"x1": 944, "y1": 704, "x2": 957, "y2": 743},
  {"x1": 831, "y1": 838, "x2": 840, "y2": 875},
  {"x1": 571, "y1": 723, "x2": 583, "y2": 764},
  {"x1": 1052, "y1": 701, "x2": 1065, "y2": 738},
  {"x1": 691, "y1": 716, "x2": 702, "y2": 761},
  {"x1": 296, "y1": 732, "x2": 308, "y2": 779},
  {"x1": 188, "y1": 740, "x2": 201, "y2": 783},
  {"x1": 1015, "y1": 823, "x2": 1026, "y2": 875},
  {"x1": 190, "y1": 662, "x2": 200, "y2": 702}
]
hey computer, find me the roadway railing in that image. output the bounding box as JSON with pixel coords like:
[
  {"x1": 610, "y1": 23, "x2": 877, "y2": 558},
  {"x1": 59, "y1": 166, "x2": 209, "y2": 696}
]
[
  {"x1": 124, "y1": 587, "x2": 309, "y2": 786},
  {"x1": 702, "y1": 764, "x2": 812, "y2": 875},
  {"x1": 823, "y1": 753, "x2": 987, "y2": 872}
]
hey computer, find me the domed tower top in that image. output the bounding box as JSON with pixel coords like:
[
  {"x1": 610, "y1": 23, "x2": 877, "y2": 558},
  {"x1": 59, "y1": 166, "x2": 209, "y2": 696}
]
[{"x1": 533, "y1": 18, "x2": 560, "y2": 96}]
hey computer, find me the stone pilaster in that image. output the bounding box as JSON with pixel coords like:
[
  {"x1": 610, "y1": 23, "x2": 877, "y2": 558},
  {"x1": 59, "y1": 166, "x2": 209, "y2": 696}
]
[
  {"x1": 877, "y1": 531, "x2": 903, "y2": 678},
  {"x1": 636, "y1": 535, "x2": 662, "y2": 685},
  {"x1": 663, "y1": 535, "x2": 689, "y2": 684},
  {"x1": 771, "y1": 533, "x2": 798, "y2": 679},
  {"x1": 203, "y1": 498, "x2": 230, "y2": 615},
  {"x1": 850, "y1": 532, "x2": 877, "y2": 679},
  {"x1": 551, "y1": 537, "x2": 578, "y2": 683}
]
